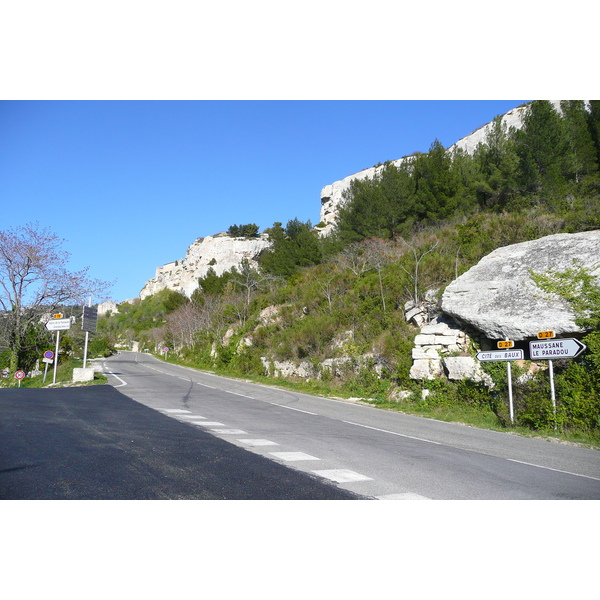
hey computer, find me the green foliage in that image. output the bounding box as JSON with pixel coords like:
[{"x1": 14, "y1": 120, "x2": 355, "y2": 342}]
[
  {"x1": 259, "y1": 219, "x2": 323, "y2": 278},
  {"x1": 87, "y1": 336, "x2": 115, "y2": 358},
  {"x1": 99, "y1": 288, "x2": 188, "y2": 338},
  {"x1": 196, "y1": 267, "x2": 235, "y2": 296},
  {"x1": 227, "y1": 223, "x2": 259, "y2": 237}
]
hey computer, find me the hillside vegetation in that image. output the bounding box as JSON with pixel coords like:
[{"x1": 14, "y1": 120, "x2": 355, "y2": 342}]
[{"x1": 99, "y1": 101, "x2": 600, "y2": 444}]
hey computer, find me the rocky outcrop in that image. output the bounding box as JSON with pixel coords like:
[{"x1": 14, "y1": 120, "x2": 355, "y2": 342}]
[
  {"x1": 441, "y1": 230, "x2": 600, "y2": 341},
  {"x1": 140, "y1": 233, "x2": 271, "y2": 299}
]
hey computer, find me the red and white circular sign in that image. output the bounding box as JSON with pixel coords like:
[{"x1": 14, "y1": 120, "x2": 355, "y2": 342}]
[{"x1": 15, "y1": 370, "x2": 25, "y2": 380}]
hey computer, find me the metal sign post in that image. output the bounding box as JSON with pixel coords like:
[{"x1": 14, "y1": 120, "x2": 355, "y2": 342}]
[
  {"x1": 529, "y1": 332, "x2": 587, "y2": 431},
  {"x1": 15, "y1": 370, "x2": 25, "y2": 387},
  {"x1": 476, "y1": 345, "x2": 522, "y2": 424},
  {"x1": 46, "y1": 316, "x2": 71, "y2": 385},
  {"x1": 502, "y1": 340, "x2": 515, "y2": 424},
  {"x1": 53, "y1": 331, "x2": 60, "y2": 384},
  {"x1": 42, "y1": 351, "x2": 54, "y2": 383}
]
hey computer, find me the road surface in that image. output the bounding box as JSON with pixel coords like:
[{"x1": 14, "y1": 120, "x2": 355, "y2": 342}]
[{"x1": 99, "y1": 351, "x2": 600, "y2": 500}]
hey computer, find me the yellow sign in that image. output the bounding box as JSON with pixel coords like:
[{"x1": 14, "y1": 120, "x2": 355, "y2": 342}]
[
  {"x1": 52, "y1": 313, "x2": 63, "y2": 319},
  {"x1": 497, "y1": 340, "x2": 514, "y2": 349},
  {"x1": 537, "y1": 330, "x2": 555, "y2": 339}
]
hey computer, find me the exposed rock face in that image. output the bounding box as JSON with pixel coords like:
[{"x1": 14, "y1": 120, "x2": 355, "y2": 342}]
[
  {"x1": 140, "y1": 233, "x2": 271, "y2": 299},
  {"x1": 441, "y1": 230, "x2": 600, "y2": 341},
  {"x1": 318, "y1": 102, "x2": 561, "y2": 236}
]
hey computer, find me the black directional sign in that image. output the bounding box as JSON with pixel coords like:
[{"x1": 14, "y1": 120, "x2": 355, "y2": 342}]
[{"x1": 82, "y1": 306, "x2": 98, "y2": 333}]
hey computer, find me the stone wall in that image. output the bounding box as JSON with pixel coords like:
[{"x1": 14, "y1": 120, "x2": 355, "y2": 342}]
[{"x1": 408, "y1": 315, "x2": 492, "y2": 386}]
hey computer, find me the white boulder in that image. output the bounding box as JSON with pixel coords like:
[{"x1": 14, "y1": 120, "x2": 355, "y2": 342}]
[{"x1": 442, "y1": 230, "x2": 600, "y2": 341}]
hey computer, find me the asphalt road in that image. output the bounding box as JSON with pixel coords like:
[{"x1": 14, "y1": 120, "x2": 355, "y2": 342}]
[
  {"x1": 98, "y1": 351, "x2": 600, "y2": 500},
  {"x1": 0, "y1": 385, "x2": 363, "y2": 500}
]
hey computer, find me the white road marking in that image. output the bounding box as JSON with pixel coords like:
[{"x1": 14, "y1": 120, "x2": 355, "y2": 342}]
[
  {"x1": 227, "y1": 391, "x2": 255, "y2": 399},
  {"x1": 376, "y1": 493, "x2": 432, "y2": 500},
  {"x1": 210, "y1": 428, "x2": 248, "y2": 434},
  {"x1": 238, "y1": 439, "x2": 279, "y2": 447},
  {"x1": 506, "y1": 459, "x2": 600, "y2": 481},
  {"x1": 277, "y1": 405, "x2": 318, "y2": 415},
  {"x1": 161, "y1": 409, "x2": 191, "y2": 414},
  {"x1": 269, "y1": 452, "x2": 321, "y2": 462},
  {"x1": 178, "y1": 414, "x2": 206, "y2": 419},
  {"x1": 312, "y1": 469, "x2": 373, "y2": 483},
  {"x1": 193, "y1": 421, "x2": 226, "y2": 427},
  {"x1": 107, "y1": 372, "x2": 127, "y2": 387},
  {"x1": 342, "y1": 420, "x2": 442, "y2": 445}
]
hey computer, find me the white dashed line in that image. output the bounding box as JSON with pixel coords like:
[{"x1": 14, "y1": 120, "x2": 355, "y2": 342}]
[
  {"x1": 226, "y1": 391, "x2": 255, "y2": 399},
  {"x1": 210, "y1": 428, "x2": 248, "y2": 434},
  {"x1": 238, "y1": 439, "x2": 279, "y2": 447},
  {"x1": 161, "y1": 409, "x2": 191, "y2": 414},
  {"x1": 342, "y1": 420, "x2": 442, "y2": 445},
  {"x1": 193, "y1": 421, "x2": 226, "y2": 427},
  {"x1": 177, "y1": 414, "x2": 206, "y2": 419},
  {"x1": 277, "y1": 405, "x2": 318, "y2": 415},
  {"x1": 376, "y1": 493, "x2": 432, "y2": 500},
  {"x1": 312, "y1": 469, "x2": 372, "y2": 483},
  {"x1": 506, "y1": 459, "x2": 600, "y2": 481},
  {"x1": 269, "y1": 452, "x2": 321, "y2": 462}
]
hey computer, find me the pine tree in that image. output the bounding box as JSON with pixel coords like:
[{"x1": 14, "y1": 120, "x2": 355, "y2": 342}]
[
  {"x1": 515, "y1": 100, "x2": 569, "y2": 195},
  {"x1": 560, "y1": 100, "x2": 599, "y2": 184}
]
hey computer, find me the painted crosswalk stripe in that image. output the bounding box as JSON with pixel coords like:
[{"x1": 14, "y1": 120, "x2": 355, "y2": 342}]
[
  {"x1": 269, "y1": 452, "x2": 320, "y2": 462},
  {"x1": 312, "y1": 469, "x2": 372, "y2": 483},
  {"x1": 238, "y1": 439, "x2": 279, "y2": 447}
]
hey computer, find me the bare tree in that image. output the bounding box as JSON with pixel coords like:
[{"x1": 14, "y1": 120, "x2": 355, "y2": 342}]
[
  {"x1": 333, "y1": 243, "x2": 372, "y2": 277},
  {"x1": 361, "y1": 238, "x2": 394, "y2": 312},
  {"x1": 0, "y1": 222, "x2": 112, "y2": 371},
  {"x1": 396, "y1": 236, "x2": 441, "y2": 306},
  {"x1": 230, "y1": 259, "x2": 279, "y2": 323},
  {"x1": 310, "y1": 263, "x2": 344, "y2": 314}
]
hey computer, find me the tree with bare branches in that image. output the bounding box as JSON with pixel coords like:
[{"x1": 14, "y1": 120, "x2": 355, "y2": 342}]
[{"x1": 0, "y1": 222, "x2": 112, "y2": 372}]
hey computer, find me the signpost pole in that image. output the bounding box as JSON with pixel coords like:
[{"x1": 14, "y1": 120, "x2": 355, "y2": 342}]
[
  {"x1": 507, "y1": 361, "x2": 514, "y2": 424},
  {"x1": 53, "y1": 331, "x2": 60, "y2": 385},
  {"x1": 43, "y1": 362, "x2": 49, "y2": 383},
  {"x1": 83, "y1": 297, "x2": 91, "y2": 369},
  {"x1": 549, "y1": 359, "x2": 557, "y2": 430}
]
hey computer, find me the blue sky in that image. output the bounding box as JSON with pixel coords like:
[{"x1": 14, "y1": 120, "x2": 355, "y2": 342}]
[{"x1": 1, "y1": 100, "x2": 530, "y2": 302}]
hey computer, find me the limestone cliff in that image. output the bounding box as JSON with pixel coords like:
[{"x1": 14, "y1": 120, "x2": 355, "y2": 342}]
[{"x1": 139, "y1": 233, "x2": 271, "y2": 299}]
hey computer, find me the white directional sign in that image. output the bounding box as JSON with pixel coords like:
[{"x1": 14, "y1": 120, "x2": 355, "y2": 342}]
[
  {"x1": 476, "y1": 349, "x2": 524, "y2": 362},
  {"x1": 529, "y1": 338, "x2": 586, "y2": 359},
  {"x1": 45, "y1": 318, "x2": 71, "y2": 331}
]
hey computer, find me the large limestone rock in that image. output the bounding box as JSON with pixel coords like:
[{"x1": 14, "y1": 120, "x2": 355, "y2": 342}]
[
  {"x1": 140, "y1": 233, "x2": 271, "y2": 299},
  {"x1": 441, "y1": 230, "x2": 600, "y2": 341}
]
